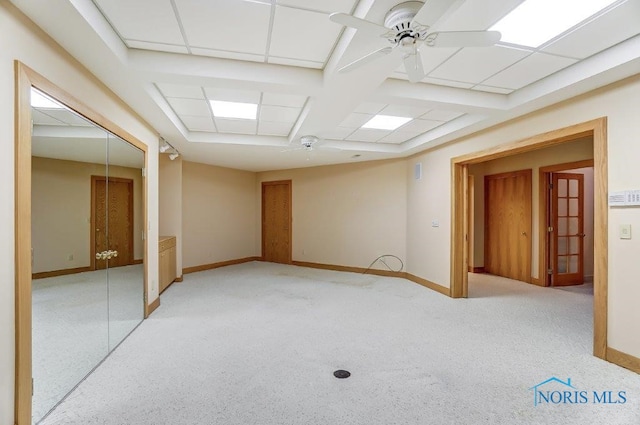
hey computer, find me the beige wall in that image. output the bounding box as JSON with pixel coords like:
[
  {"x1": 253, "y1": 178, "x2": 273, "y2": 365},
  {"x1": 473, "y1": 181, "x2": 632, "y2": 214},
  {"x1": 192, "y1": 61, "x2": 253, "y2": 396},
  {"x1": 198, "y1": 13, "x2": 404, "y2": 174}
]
[
  {"x1": 407, "y1": 75, "x2": 640, "y2": 359},
  {"x1": 159, "y1": 155, "x2": 183, "y2": 275},
  {"x1": 468, "y1": 137, "x2": 593, "y2": 278},
  {"x1": 258, "y1": 159, "x2": 407, "y2": 270},
  {"x1": 1, "y1": 3, "x2": 160, "y2": 423},
  {"x1": 32, "y1": 157, "x2": 144, "y2": 273},
  {"x1": 182, "y1": 161, "x2": 257, "y2": 268}
]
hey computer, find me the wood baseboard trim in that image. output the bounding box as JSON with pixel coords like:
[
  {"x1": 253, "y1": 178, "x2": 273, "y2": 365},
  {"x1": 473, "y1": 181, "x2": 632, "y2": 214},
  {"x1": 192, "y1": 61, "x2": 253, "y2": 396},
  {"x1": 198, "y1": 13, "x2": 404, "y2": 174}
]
[
  {"x1": 133, "y1": 259, "x2": 143, "y2": 265},
  {"x1": 530, "y1": 277, "x2": 545, "y2": 287},
  {"x1": 32, "y1": 266, "x2": 91, "y2": 280},
  {"x1": 404, "y1": 273, "x2": 451, "y2": 297},
  {"x1": 291, "y1": 260, "x2": 404, "y2": 278},
  {"x1": 174, "y1": 275, "x2": 183, "y2": 282},
  {"x1": 606, "y1": 347, "x2": 640, "y2": 374},
  {"x1": 469, "y1": 267, "x2": 485, "y2": 273},
  {"x1": 183, "y1": 257, "x2": 260, "y2": 275},
  {"x1": 147, "y1": 297, "x2": 160, "y2": 316}
]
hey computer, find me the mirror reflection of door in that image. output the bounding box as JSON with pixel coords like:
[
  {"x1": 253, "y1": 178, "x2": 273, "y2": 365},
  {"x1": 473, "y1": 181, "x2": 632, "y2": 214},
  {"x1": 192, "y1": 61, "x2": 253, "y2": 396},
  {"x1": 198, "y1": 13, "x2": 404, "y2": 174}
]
[
  {"x1": 551, "y1": 172, "x2": 584, "y2": 286},
  {"x1": 30, "y1": 87, "x2": 144, "y2": 423}
]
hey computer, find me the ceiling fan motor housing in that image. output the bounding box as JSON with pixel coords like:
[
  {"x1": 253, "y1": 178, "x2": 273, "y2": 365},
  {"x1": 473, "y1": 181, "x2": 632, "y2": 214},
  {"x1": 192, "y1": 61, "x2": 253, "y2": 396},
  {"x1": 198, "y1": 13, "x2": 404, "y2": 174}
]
[
  {"x1": 300, "y1": 135, "x2": 318, "y2": 148},
  {"x1": 384, "y1": 1, "x2": 426, "y2": 44}
]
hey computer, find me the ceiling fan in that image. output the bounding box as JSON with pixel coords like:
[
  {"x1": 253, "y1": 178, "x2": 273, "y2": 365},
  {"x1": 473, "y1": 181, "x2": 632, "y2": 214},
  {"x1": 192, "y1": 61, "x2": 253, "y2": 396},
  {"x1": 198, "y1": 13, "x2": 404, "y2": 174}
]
[
  {"x1": 330, "y1": 0, "x2": 501, "y2": 83},
  {"x1": 282, "y1": 135, "x2": 342, "y2": 156}
]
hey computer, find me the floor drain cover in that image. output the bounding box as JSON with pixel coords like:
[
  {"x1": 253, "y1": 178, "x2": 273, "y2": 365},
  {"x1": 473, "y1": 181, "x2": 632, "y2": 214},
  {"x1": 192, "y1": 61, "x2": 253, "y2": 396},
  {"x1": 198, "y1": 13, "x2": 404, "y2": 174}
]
[{"x1": 333, "y1": 370, "x2": 351, "y2": 379}]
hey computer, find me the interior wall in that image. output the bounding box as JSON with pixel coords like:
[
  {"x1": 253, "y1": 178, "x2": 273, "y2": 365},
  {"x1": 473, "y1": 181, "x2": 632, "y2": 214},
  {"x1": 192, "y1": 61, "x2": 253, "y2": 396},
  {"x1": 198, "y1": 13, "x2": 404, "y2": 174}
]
[
  {"x1": 32, "y1": 156, "x2": 144, "y2": 273},
  {"x1": 468, "y1": 137, "x2": 593, "y2": 279},
  {"x1": 407, "y1": 74, "x2": 640, "y2": 360},
  {"x1": 182, "y1": 161, "x2": 257, "y2": 269},
  {"x1": 159, "y1": 154, "x2": 183, "y2": 276},
  {"x1": 257, "y1": 159, "x2": 407, "y2": 270},
  {"x1": 0, "y1": 4, "x2": 160, "y2": 423}
]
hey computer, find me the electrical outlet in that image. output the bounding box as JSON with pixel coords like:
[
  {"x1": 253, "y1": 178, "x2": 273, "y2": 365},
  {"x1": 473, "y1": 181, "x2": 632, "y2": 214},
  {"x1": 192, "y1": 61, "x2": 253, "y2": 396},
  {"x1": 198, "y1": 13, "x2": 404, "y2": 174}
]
[
  {"x1": 620, "y1": 224, "x2": 631, "y2": 239},
  {"x1": 432, "y1": 220, "x2": 439, "y2": 228}
]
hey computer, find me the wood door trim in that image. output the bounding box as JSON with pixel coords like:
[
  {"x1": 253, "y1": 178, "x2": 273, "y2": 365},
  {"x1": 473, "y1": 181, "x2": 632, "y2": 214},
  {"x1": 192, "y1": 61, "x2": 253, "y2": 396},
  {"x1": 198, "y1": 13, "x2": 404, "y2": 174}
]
[
  {"x1": 14, "y1": 62, "x2": 150, "y2": 424},
  {"x1": 451, "y1": 117, "x2": 607, "y2": 361},
  {"x1": 537, "y1": 160, "x2": 594, "y2": 287},
  {"x1": 483, "y1": 169, "x2": 533, "y2": 283},
  {"x1": 261, "y1": 180, "x2": 292, "y2": 264}
]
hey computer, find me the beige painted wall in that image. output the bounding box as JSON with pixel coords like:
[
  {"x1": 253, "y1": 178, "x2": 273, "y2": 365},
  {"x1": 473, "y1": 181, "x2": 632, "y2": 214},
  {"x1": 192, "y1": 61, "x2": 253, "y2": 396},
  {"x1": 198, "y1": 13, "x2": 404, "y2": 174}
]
[
  {"x1": 407, "y1": 75, "x2": 640, "y2": 359},
  {"x1": 32, "y1": 157, "x2": 144, "y2": 273},
  {"x1": 182, "y1": 161, "x2": 257, "y2": 269},
  {"x1": 0, "y1": 3, "x2": 160, "y2": 423},
  {"x1": 468, "y1": 137, "x2": 593, "y2": 279},
  {"x1": 159, "y1": 154, "x2": 183, "y2": 276},
  {"x1": 258, "y1": 159, "x2": 407, "y2": 270}
]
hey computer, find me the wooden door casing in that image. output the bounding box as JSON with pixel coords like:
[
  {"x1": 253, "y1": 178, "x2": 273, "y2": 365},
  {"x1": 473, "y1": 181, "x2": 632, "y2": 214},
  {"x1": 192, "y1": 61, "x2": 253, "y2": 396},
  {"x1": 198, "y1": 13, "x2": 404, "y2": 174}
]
[
  {"x1": 262, "y1": 180, "x2": 292, "y2": 264},
  {"x1": 91, "y1": 176, "x2": 134, "y2": 270},
  {"x1": 484, "y1": 169, "x2": 532, "y2": 282}
]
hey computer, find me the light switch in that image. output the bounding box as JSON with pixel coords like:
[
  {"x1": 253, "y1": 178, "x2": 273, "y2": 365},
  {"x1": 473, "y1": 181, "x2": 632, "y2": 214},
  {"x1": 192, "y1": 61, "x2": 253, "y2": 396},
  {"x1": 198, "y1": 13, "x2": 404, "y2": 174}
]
[
  {"x1": 620, "y1": 224, "x2": 631, "y2": 239},
  {"x1": 432, "y1": 220, "x2": 439, "y2": 228}
]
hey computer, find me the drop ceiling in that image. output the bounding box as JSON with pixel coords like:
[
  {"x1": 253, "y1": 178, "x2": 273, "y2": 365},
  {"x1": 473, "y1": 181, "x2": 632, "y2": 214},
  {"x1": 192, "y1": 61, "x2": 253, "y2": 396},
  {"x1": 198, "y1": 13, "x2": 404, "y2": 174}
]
[{"x1": 10, "y1": 0, "x2": 640, "y2": 171}]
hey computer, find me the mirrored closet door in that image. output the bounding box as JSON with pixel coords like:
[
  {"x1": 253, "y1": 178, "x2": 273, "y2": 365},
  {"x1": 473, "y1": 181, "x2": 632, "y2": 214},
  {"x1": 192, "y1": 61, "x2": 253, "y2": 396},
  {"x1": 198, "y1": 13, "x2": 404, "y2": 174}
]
[{"x1": 30, "y1": 88, "x2": 144, "y2": 424}]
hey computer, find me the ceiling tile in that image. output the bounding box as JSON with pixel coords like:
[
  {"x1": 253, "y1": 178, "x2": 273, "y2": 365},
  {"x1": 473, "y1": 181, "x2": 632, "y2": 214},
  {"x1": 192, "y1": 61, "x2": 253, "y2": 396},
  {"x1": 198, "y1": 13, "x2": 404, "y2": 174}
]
[
  {"x1": 354, "y1": 102, "x2": 386, "y2": 114},
  {"x1": 543, "y1": 0, "x2": 640, "y2": 59},
  {"x1": 167, "y1": 98, "x2": 211, "y2": 116},
  {"x1": 126, "y1": 40, "x2": 189, "y2": 54},
  {"x1": 321, "y1": 127, "x2": 357, "y2": 140},
  {"x1": 483, "y1": 53, "x2": 577, "y2": 90},
  {"x1": 180, "y1": 115, "x2": 217, "y2": 132},
  {"x1": 379, "y1": 131, "x2": 422, "y2": 144},
  {"x1": 435, "y1": 0, "x2": 525, "y2": 32},
  {"x1": 32, "y1": 110, "x2": 65, "y2": 126},
  {"x1": 204, "y1": 88, "x2": 261, "y2": 103},
  {"x1": 267, "y1": 57, "x2": 324, "y2": 69},
  {"x1": 176, "y1": 0, "x2": 271, "y2": 54},
  {"x1": 259, "y1": 105, "x2": 301, "y2": 123},
  {"x1": 472, "y1": 85, "x2": 513, "y2": 94},
  {"x1": 262, "y1": 93, "x2": 308, "y2": 108},
  {"x1": 269, "y1": 6, "x2": 342, "y2": 63},
  {"x1": 422, "y1": 77, "x2": 475, "y2": 89},
  {"x1": 157, "y1": 83, "x2": 204, "y2": 99},
  {"x1": 215, "y1": 118, "x2": 257, "y2": 134},
  {"x1": 398, "y1": 119, "x2": 443, "y2": 133},
  {"x1": 275, "y1": 0, "x2": 357, "y2": 14},
  {"x1": 95, "y1": 0, "x2": 184, "y2": 45},
  {"x1": 346, "y1": 128, "x2": 390, "y2": 142},
  {"x1": 417, "y1": 47, "x2": 461, "y2": 74},
  {"x1": 429, "y1": 46, "x2": 531, "y2": 84},
  {"x1": 190, "y1": 48, "x2": 265, "y2": 63},
  {"x1": 258, "y1": 121, "x2": 293, "y2": 136},
  {"x1": 380, "y1": 104, "x2": 432, "y2": 118},
  {"x1": 420, "y1": 110, "x2": 464, "y2": 121},
  {"x1": 339, "y1": 113, "x2": 374, "y2": 128}
]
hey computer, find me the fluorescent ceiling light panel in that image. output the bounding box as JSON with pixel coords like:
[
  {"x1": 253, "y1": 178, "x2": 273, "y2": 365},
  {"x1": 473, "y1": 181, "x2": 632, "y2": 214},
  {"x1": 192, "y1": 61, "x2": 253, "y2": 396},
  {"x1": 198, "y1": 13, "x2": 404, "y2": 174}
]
[
  {"x1": 490, "y1": 0, "x2": 617, "y2": 47},
  {"x1": 31, "y1": 88, "x2": 63, "y2": 109},
  {"x1": 362, "y1": 115, "x2": 412, "y2": 130},
  {"x1": 210, "y1": 100, "x2": 257, "y2": 120}
]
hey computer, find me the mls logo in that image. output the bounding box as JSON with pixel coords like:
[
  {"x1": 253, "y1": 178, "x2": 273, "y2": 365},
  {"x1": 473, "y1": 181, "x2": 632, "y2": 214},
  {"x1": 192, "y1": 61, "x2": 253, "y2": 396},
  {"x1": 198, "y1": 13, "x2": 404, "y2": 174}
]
[{"x1": 529, "y1": 377, "x2": 627, "y2": 406}]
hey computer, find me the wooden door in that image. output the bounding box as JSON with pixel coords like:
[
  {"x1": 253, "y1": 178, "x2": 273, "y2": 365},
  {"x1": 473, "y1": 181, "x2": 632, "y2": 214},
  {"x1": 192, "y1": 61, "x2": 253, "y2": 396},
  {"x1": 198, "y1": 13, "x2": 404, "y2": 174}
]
[
  {"x1": 92, "y1": 176, "x2": 134, "y2": 269},
  {"x1": 262, "y1": 180, "x2": 292, "y2": 264},
  {"x1": 484, "y1": 170, "x2": 532, "y2": 282},
  {"x1": 551, "y1": 173, "x2": 584, "y2": 286}
]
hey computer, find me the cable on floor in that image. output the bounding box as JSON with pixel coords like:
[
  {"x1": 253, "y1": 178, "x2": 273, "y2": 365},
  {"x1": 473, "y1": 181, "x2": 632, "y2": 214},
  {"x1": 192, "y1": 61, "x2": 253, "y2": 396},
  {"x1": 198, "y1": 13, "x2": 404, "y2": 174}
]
[{"x1": 363, "y1": 254, "x2": 404, "y2": 275}]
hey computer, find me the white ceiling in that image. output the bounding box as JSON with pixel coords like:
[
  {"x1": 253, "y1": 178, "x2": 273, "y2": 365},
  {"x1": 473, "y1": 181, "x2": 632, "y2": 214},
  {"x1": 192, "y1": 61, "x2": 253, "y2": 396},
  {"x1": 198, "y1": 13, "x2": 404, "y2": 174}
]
[{"x1": 11, "y1": 0, "x2": 640, "y2": 171}]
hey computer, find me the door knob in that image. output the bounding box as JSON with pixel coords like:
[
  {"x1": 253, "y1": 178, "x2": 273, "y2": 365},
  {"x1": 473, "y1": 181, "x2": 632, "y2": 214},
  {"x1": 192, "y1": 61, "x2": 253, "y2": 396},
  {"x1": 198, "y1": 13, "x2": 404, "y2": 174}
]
[{"x1": 521, "y1": 231, "x2": 527, "y2": 236}]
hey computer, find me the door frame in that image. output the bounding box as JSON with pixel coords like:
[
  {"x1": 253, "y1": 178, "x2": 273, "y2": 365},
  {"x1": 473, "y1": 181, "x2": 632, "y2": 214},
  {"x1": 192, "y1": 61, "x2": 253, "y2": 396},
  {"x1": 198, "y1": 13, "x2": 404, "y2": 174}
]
[
  {"x1": 483, "y1": 169, "x2": 532, "y2": 283},
  {"x1": 90, "y1": 176, "x2": 135, "y2": 270},
  {"x1": 451, "y1": 118, "x2": 607, "y2": 360},
  {"x1": 261, "y1": 180, "x2": 292, "y2": 264},
  {"x1": 539, "y1": 160, "x2": 594, "y2": 287},
  {"x1": 14, "y1": 62, "x2": 150, "y2": 424}
]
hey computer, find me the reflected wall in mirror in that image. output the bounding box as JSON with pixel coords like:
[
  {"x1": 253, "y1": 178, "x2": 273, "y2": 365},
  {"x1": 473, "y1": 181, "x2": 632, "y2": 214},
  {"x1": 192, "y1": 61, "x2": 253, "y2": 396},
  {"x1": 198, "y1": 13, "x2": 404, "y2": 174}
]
[{"x1": 30, "y1": 88, "x2": 144, "y2": 424}]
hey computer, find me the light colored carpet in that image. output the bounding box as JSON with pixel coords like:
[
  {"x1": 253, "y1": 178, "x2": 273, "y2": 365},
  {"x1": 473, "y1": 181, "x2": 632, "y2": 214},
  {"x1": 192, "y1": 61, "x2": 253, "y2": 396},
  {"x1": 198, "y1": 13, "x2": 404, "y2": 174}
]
[
  {"x1": 40, "y1": 262, "x2": 640, "y2": 425},
  {"x1": 32, "y1": 264, "x2": 144, "y2": 423}
]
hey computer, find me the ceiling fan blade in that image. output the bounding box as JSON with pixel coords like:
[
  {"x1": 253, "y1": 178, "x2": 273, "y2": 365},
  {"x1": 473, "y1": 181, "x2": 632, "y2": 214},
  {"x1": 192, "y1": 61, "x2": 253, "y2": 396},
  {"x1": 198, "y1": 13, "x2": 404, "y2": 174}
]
[
  {"x1": 339, "y1": 46, "x2": 394, "y2": 73},
  {"x1": 329, "y1": 12, "x2": 389, "y2": 36},
  {"x1": 425, "y1": 30, "x2": 501, "y2": 47},
  {"x1": 403, "y1": 51, "x2": 425, "y2": 83},
  {"x1": 411, "y1": 0, "x2": 464, "y2": 29}
]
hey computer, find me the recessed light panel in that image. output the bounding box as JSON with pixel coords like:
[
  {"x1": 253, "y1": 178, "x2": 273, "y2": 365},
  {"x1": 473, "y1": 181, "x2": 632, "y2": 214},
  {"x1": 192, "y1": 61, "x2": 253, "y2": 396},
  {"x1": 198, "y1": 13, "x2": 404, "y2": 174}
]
[
  {"x1": 491, "y1": 0, "x2": 617, "y2": 47},
  {"x1": 362, "y1": 115, "x2": 412, "y2": 131},
  {"x1": 210, "y1": 100, "x2": 257, "y2": 120}
]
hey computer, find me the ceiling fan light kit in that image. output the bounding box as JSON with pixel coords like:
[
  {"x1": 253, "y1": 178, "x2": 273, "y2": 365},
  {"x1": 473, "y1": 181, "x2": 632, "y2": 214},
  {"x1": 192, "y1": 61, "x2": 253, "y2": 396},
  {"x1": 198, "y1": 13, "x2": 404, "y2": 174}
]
[{"x1": 330, "y1": 0, "x2": 501, "y2": 83}]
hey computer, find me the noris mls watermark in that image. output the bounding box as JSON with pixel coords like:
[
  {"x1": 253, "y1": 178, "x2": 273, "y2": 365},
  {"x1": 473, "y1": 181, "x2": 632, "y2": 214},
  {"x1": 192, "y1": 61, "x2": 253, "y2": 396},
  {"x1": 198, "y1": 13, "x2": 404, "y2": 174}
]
[{"x1": 529, "y1": 377, "x2": 627, "y2": 406}]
